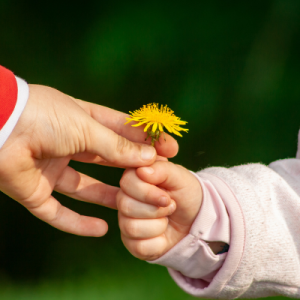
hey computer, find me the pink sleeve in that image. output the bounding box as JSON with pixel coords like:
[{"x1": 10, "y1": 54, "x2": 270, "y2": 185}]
[
  {"x1": 151, "y1": 131, "x2": 300, "y2": 298},
  {"x1": 297, "y1": 130, "x2": 300, "y2": 159},
  {"x1": 149, "y1": 172, "x2": 231, "y2": 281}
]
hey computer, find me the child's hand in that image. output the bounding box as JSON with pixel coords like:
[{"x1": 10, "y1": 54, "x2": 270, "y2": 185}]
[{"x1": 117, "y1": 161, "x2": 203, "y2": 261}]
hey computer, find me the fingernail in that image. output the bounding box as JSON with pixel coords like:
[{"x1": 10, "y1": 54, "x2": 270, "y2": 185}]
[
  {"x1": 159, "y1": 196, "x2": 169, "y2": 207},
  {"x1": 141, "y1": 145, "x2": 156, "y2": 161},
  {"x1": 141, "y1": 167, "x2": 154, "y2": 174},
  {"x1": 169, "y1": 202, "x2": 176, "y2": 215}
]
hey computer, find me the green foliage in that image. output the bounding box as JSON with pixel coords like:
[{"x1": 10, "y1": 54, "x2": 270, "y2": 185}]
[{"x1": 0, "y1": 262, "x2": 196, "y2": 300}]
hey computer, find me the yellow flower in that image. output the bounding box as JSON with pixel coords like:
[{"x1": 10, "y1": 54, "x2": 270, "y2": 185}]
[{"x1": 125, "y1": 103, "x2": 188, "y2": 146}]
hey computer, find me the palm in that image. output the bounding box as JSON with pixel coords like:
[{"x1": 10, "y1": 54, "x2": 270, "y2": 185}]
[
  {"x1": 22, "y1": 156, "x2": 70, "y2": 208},
  {"x1": 162, "y1": 173, "x2": 202, "y2": 251},
  {"x1": 0, "y1": 84, "x2": 178, "y2": 236}
]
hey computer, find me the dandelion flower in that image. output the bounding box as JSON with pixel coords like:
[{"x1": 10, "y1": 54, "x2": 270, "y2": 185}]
[{"x1": 125, "y1": 103, "x2": 188, "y2": 146}]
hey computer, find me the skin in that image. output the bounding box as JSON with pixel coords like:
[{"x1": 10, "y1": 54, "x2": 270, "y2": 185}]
[
  {"x1": 0, "y1": 84, "x2": 178, "y2": 237},
  {"x1": 117, "y1": 161, "x2": 226, "y2": 261}
]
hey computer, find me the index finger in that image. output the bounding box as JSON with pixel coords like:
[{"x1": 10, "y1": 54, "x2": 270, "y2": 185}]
[
  {"x1": 72, "y1": 98, "x2": 178, "y2": 158},
  {"x1": 120, "y1": 169, "x2": 171, "y2": 207}
]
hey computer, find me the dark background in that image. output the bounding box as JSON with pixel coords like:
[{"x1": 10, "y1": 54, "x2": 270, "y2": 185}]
[{"x1": 0, "y1": 0, "x2": 299, "y2": 299}]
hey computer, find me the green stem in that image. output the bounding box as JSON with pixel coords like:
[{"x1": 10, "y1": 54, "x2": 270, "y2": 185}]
[{"x1": 145, "y1": 128, "x2": 161, "y2": 147}]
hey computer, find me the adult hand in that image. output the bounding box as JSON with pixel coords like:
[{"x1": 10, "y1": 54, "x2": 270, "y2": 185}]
[{"x1": 0, "y1": 84, "x2": 178, "y2": 236}]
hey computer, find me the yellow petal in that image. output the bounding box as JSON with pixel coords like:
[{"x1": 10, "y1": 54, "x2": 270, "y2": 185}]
[
  {"x1": 164, "y1": 123, "x2": 173, "y2": 134},
  {"x1": 124, "y1": 118, "x2": 134, "y2": 125},
  {"x1": 173, "y1": 125, "x2": 189, "y2": 132},
  {"x1": 152, "y1": 122, "x2": 158, "y2": 132},
  {"x1": 132, "y1": 121, "x2": 148, "y2": 127},
  {"x1": 126, "y1": 103, "x2": 188, "y2": 138},
  {"x1": 172, "y1": 128, "x2": 183, "y2": 137},
  {"x1": 144, "y1": 122, "x2": 153, "y2": 132}
]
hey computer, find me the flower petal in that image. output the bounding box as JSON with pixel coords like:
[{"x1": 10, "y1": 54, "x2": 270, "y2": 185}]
[
  {"x1": 124, "y1": 118, "x2": 134, "y2": 125},
  {"x1": 152, "y1": 122, "x2": 158, "y2": 132},
  {"x1": 164, "y1": 123, "x2": 173, "y2": 134},
  {"x1": 171, "y1": 128, "x2": 183, "y2": 137},
  {"x1": 144, "y1": 122, "x2": 153, "y2": 132},
  {"x1": 132, "y1": 121, "x2": 148, "y2": 127},
  {"x1": 126, "y1": 103, "x2": 188, "y2": 138}
]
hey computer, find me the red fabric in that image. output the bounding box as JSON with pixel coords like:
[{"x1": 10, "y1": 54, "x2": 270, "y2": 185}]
[{"x1": 0, "y1": 66, "x2": 18, "y2": 130}]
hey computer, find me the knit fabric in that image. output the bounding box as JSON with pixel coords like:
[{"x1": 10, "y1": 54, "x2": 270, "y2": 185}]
[
  {"x1": 150, "y1": 174, "x2": 230, "y2": 281},
  {"x1": 154, "y1": 131, "x2": 300, "y2": 299}
]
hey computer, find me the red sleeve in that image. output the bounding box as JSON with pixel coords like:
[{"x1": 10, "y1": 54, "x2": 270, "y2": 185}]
[{"x1": 0, "y1": 66, "x2": 18, "y2": 130}]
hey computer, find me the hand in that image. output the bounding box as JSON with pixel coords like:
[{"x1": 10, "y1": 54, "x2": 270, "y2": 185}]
[
  {"x1": 0, "y1": 84, "x2": 178, "y2": 236},
  {"x1": 117, "y1": 161, "x2": 203, "y2": 261}
]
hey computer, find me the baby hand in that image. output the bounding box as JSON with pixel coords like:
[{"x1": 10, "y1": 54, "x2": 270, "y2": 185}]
[{"x1": 117, "y1": 161, "x2": 203, "y2": 261}]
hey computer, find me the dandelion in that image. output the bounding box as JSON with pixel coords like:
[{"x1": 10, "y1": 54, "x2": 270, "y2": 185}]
[{"x1": 125, "y1": 103, "x2": 188, "y2": 146}]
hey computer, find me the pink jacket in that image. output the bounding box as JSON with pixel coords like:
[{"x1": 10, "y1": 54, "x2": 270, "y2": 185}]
[{"x1": 152, "y1": 131, "x2": 300, "y2": 298}]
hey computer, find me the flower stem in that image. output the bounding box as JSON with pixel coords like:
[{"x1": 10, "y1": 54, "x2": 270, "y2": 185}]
[{"x1": 146, "y1": 128, "x2": 161, "y2": 147}]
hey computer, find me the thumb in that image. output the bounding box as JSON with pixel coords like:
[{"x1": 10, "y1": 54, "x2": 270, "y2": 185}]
[
  {"x1": 84, "y1": 117, "x2": 157, "y2": 168},
  {"x1": 136, "y1": 161, "x2": 196, "y2": 191},
  {"x1": 136, "y1": 161, "x2": 202, "y2": 226}
]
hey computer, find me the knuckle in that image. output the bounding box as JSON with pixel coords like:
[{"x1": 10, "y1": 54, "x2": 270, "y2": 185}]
[
  {"x1": 153, "y1": 160, "x2": 167, "y2": 168},
  {"x1": 118, "y1": 198, "x2": 131, "y2": 216},
  {"x1": 119, "y1": 170, "x2": 132, "y2": 191},
  {"x1": 156, "y1": 207, "x2": 167, "y2": 218},
  {"x1": 121, "y1": 236, "x2": 148, "y2": 260},
  {"x1": 113, "y1": 135, "x2": 132, "y2": 163},
  {"x1": 144, "y1": 186, "x2": 153, "y2": 204},
  {"x1": 134, "y1": 241, "x2": 150, "y2": 259},
  {"x1": 115, "y1": 191, "x2": 123, "y2": 209},
  {"x1": 119, "y1": 175, "x2": 128, "y2": 190},
  {"x1": 176, "y1": 163, "x2": 186, "y2": 171},
  {"x1": 123, "y1": 219, "x2": 139, "y2": 237}
]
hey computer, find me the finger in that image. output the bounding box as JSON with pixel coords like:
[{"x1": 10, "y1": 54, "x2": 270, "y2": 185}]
[
  {"x1": 116, "y1": 190, "x2": 176, "y2": 219},
  {"x1": 136, "y1": 161, "x2": 202, "y2": 226},
  {"x1": 136, "y1": 161, "x2": 198, "y2": 191},
  {"x1": 71, "y1": 152, "x2": 126, "y2": 168},
  {"x1": 82, "y1": 115, "x2": 158, "y2": 168},
  {"x1": 121, "y1": 234, "x2": 167, "y2": 261},
  {"x1": 28, "y1": 195, "x2": 108, "y2": 236},
  {"x1": 120, "y1": 169, "x2": 171, "y2": 207},
  {"x1": 153, "y1": 132, "x2": 178, "y2": 159},
  {"x1": 72, "y1": 98, "x2": 178, "y2": 158},
  {"x1": 71, "y1": 152, "x2": 107, "y2": 164},
  {"x1": 54, "y1": 166, "x2": 119, "y2": 209},
  {"x1": 72, "y1": 153, "x2": 168, "y2": 168},
  {"x1": 118, "y1": 214, "x2": 168, "y2": 239},
  {"x1": 155, "y1": 155, "x2": 168, "y2": 162}
]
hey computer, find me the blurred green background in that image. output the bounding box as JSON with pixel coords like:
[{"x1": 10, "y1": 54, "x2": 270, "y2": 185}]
[{"x1": 0, "y1": 0, "x2": 300, "y2": 299}]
